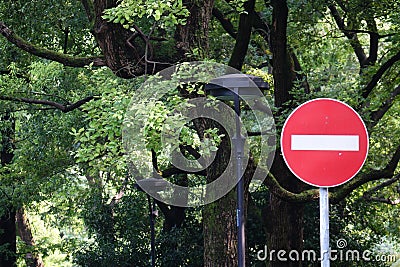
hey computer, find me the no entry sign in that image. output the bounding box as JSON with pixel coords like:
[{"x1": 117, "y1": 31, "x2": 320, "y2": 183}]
[{"x1": 281, "y1": 98, "x2": 369, "y2": 187}]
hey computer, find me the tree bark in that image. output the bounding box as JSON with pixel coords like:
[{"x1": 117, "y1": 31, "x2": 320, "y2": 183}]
[
  {"x1": 92, "y1": 0, "x2": 144, "y2": 78},
  {"x1": 203, "y1": 190, "x2": 238, "y2": 267},
  {"x1": 266, "y1": 1, "x2": 308, "y2": 266},
  {"x1": 0, "y1": 22, "x2": 105, "y2": 68},
  {"x1": 266, "y1": 155, "x2": 307, "y2": 267},
  {"x1": 203, "y1": 122, "x2": 238, "y2": 266},
  {"x1": 16, "y1": 208, "x2": 45, "y2": 267},
  {"x1": 228, "y1": 0, "x2": 256, "y2": 70},
  {"x1": 175, "y1": 0, "x2": 215, "y2": 59},
  {"x1": 271, "y1": 0, "x2": 294, "y2": 107}
]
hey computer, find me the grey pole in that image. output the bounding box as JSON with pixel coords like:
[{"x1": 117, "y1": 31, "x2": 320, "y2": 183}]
[
  {"x1": 320, "y1": 187, "x2": 330, "y2": 266},
  {"x1": 147, "y1": 195, "x2": 156, "y2": 267},
  {"x1": 203, "y1": 74, "x2": 269, "y2": 267},
  {"x1": 233, "y1": 88, "x2": 245, "y2": 267}
]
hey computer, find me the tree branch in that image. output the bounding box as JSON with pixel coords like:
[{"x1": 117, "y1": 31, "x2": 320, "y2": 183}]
[
  {"x1": 264, "y1": 143, "x2": 400, "y2": 203},
  {"x1": 109, "y1": 174, "x2": 130, "y2": 208},
  {"x1": 365, "y1": 18, "x2": 379, "y2": 66},
  {"x1": 252, "y1": 11, "x2": 271, "y2": 49},
  {"x1": 212, "y1": 8, "x2": 236, "y2": 39},
  {"x1": 81, "y1": 0, "x2": 95, "y2": 23},
  {"x1": 0, "y1": 95, "x2": 96, "y2": 112},
  {"x1": 228, "y1": 0, "x2": 256, "y2": 70},
  {"x1": 16, "y1": 207, "x2": 45, "y2": 267},
  {"x1": 362, "y1": 51, "x2": 400, "y2": 99},
  {"x1": 180, "y1": 145, "x2": 202, "y2": 160},
  {"x1": 264, "y1": 173, "x2": 320, "y2": 203},
  {"x1": 328, "y1": 5, "x2": 368, "y2": 67},
  {"x1": 363, "y1": 174, "x2": 400, "y2": 205},
  {"x1": 369, "y1": 85, "x2": 400, "y2": 127},
  {"x1": 0, "y1": 21, "x2": 105, "y2": 67},
  {"x1": 363, "y1": 173, "x2": 400, "y2": 198},
  {"x1": 337, "y1": 28, "x2": 397, "y2": 40},
  {"x1": 331, "y1": 144, "x2": 400, "y2": 203},
  {"x1": 364, "y1": 196, "x2": 400, "y2": 205}
]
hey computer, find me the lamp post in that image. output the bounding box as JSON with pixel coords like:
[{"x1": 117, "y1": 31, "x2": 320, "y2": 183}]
[
  {"x1": 135, "y1": 178, "x2": 169, "y2": 267},
  {"x1": 204, "y1": 74, "x2": 269, "y2": 267}
]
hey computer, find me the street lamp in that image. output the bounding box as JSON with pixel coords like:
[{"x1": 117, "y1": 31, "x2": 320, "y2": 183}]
[
  {"x1": 204, "y1": 74, "x2": 269, "y2": 267},
  {"x1": 135, "y1": 177, "x2": 169, "y2": 267}
]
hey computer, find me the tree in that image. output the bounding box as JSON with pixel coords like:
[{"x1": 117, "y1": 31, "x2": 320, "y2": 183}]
[
  {"x1": 1, "y1": 0, "x2": 400, "y2": 266},
  {"x1": 0, "y1": 112, "x2": 16, "y2": 266}
]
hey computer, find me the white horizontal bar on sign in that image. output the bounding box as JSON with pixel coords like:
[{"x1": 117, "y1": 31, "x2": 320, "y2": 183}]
[{"x1": 291, "y1": 135, "x2": 359, "y2": 151}]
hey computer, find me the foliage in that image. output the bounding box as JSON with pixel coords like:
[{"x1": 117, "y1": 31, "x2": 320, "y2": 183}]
[
  {"x1": 103, "y1": 0, "x2": 189, "y2": 29},
  {"x1": 1, "y1": 0, "x2": 399, "y2": 266},
  {"x1": 73, "y1": 191, "x2": 150, "y2": 267},
  {"x1": 156, "y1": 209, "x2": 203, "y2": 266}
]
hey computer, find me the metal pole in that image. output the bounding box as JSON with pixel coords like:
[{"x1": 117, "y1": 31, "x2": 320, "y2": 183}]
[
  {"x1": 233, "y1": 89, "x2": 245, "y2": 267},
  {"x1": 320, "y1": 187, "x2": 330, "y2": 267},
  {"x1": 147, "y1": 195, "x2": 156, "y2": 267}
]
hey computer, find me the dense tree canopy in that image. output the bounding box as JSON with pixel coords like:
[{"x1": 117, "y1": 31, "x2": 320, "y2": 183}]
[{"x1": 1, "y1": 0, "x2": 399, "y2": 266}]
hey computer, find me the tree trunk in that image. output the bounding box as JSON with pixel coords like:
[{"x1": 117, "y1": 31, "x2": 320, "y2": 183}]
[
  {"x1": 0, "y1": 112, "x2": 16, "y2": 267},
  {"x1": 92, "y1": 0, "x2": 215, "y2": 75},
  {"x1": 175, "y1": 0, "x2": 215, "y2": 59},
  {"x1": 203, "y1": 190, "x2": 238, "y2": 266},
  {"x1": 265, "y1": 197, "x2": 305, "y2": 267},
  {"x1": 266, "y1": 2, "x2": 308, "y2": 265},
  {"x1": 271, "y1": 0, "x2": 294, "y2": 107},
  {"x1": 265, "y1": 155, "x2": 307, "y2": 267},
  {"x1": 203, "y1": 128, "x2": 239, "y2": 266},
  {"x1": 93, "y1": 0, "x2": 144, "y2": 78},
  {"x1": 16, "y1": 208, "x2": 45, "y2": 267}
]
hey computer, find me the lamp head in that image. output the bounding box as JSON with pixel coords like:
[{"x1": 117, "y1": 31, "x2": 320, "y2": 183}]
[
  {"x1": 204, "y1": 74, "x2": 269, "y2": 101},
  {"x1": 135, "y1": 177, "x2": 169, "y2": 193}
]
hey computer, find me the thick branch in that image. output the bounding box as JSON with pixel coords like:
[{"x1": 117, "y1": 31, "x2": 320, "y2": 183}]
[
  {"x1": 363, "y1": 174, "x2": 400, "y2": 205},
  {"x1": 81, "y1": 0, "x2": 95, "y2": 23},
  {"x1": 264, "y1": 144, "x2": 400, "y2": 203},
  {"x1": 247, "y1": 130, "x2": 272, "y2": 136},
  {"x1": 228, "y1": 0, "x2": 256, "y2": 70},
  {"x1": 271, "y1": 0, "x2": 293, "y2": 107},
  {"x1": 363, "y1": 173, "x2": 400, "y2": 197},
  {"x1": 252, "y1": 11, "x2": 270, "y2": 44},
  {"x1": 369, "y1": 85, "x2": 400, "y2": 127},
  {"x1": 328, "y1": 5, "x2": 368, "y2": 67},
  {"x1": 362, "y1": 51, "x2": 400, "y2": 99},
  {"x1": 364, "y1": 196, "x2": 400, "y2": 205},
  {"x1": 180, "y1": 145, "x2": 202, "y2": 160},
  {"x1": 212, "y1": 8, "x2": 236, "y2": 39},
  {"x1": 0, "y1": 95, "x2": 96, "y2": 112},
  {"x1": 331, "y1": 144, "x2": 400, "y2": 203},
  {"x1": 264, "y1": 173, "x2": 319, "y2": 203},
  {"x1": 0, "y1": 21, "x2": 105, "y2": 67}
]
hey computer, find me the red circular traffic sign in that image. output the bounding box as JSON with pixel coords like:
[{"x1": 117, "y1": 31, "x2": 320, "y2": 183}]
[{"x1": 281, "y1": 98, "x2": 369, "y2": 187}]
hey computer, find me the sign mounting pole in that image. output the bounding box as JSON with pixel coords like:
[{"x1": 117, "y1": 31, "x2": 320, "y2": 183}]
[
  {"x1": 320, "y1": 187, "x2": 330, "y2": 266},
  {"x1": 281, "y1": 98, "x2": 369, "y2": 266}
]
